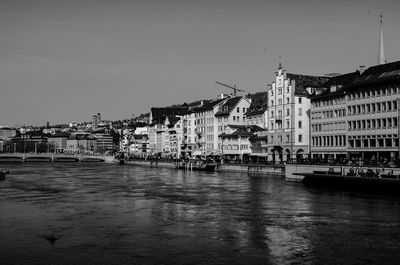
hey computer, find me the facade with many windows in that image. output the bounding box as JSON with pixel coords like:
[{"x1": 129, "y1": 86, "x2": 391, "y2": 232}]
[
  {"x1": 216, "y1": 96, "x2": 250, "y2": 154},
  {"x1": 310, "y1": 72, "x2": 358, "y2": 160},
  {"x1": 310, "y1": 61, "x2": 400, "y2": 162},
  {"x1": 345, "y1": 62, "x2": 400, "y2": 161},
  {"x1": 265, "y1": 64, "x2": 328, "y2": 162},
  {"x1": 193, "y1": 98, "x2": 226, "y2": 156}
]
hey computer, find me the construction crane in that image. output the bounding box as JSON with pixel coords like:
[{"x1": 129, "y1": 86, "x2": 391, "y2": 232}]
[{"x1": 215, "y1": 81, "x2": 247, "y2": 97}]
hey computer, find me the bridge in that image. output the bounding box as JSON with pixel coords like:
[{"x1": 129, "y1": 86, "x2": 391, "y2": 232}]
[{"x1": 0, "y1": 153, "x2": 118, "y2": 163}]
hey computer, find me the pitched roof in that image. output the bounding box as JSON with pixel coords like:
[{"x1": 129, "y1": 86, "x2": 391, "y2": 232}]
[
  {"x1": 287, "y1": 73, "x2": 330, "y2": 96},
  {"x1": 245, "y1": 92, "x2": 268, "y2": 116},
  {"x1": 345, "y1": 61, "x2": 400, "y2": 89},
  {"x1": 310, "y1": 72, "x2": 359, "y2": 100},
  {"x1": 190, "y1": 98, "x2": 226, "y2": 113},
  {"x1": 167, "y1": 116, "x2": 181, "y2": 128},
  {"x1": 215, "y1": 96, "x2": 243, "y2": 116},
  {"x1": 150, "y1": 106, "x2": 188, "y2": 124}
]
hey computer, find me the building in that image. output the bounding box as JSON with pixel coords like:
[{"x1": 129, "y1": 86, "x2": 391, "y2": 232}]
[
  {"x1": 128, "y1": 134, "x2": 149, "y2": 155},
  {"x1": 265, "y1": 64, "x2": 329, "y2": 162},
  {"x1": 47, "y1": 133, "x2": 70, "y2": 153},
  {"x1": 309, "y1": 72, "x2": 358, "y2": 160},
  {"x1": 344, "y1": 61, "x2": 400, "y2": 161},
  {"x1": 180, "y1": 111, "x2": 197, "y2": 157},
  {"x1": 193, "y1": 98, "x2": 227, "y2": 156},
  {"x1": 219, "y1": 125, "x2": 263, "y2": 159},
  {"x1": 95, "y1": 133, "x2": 114, "y2": 153},
  {"x1": 167, "y1": 117, "x2": 183, "y2": 158},
  {"x1": 11, "y1": 131, "x2": 49, "y2": 153},
  {"x1": 215, "y1": 96, "x2": 251, "y2": 153},
  {"x1": 245, "y1": 92, "x2": 269, "y2": 128},
  {"x1": 65, "y1": 133, "x2": 97, "y2": 154},
  {"x1": 148, "y1": 106, "x2": 188, "y2": 155},
  {"x1": 92, "y1": 113, "x2": 101, "y2": 129},
  {"x1": 0, "y1": 127, "x2": 17, "y2": 140}
]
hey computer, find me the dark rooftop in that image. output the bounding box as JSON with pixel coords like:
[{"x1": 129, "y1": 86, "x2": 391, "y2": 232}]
[
  {"x1": 190, "y1": 98, "x2": 226, "y2": 113},
  {"x1": 245, "y1": 92, "x2": 268, "y2": 116},
  {"x1": 150, "y1": 106, "x2": 188, "y2": 124},
  {"x1": 310, "y1": 72, "x2": 359, "y2": 100},
  {"x1": 215, "y1": 97, "x2": 243, "y2": 116},
  {"x1": 345, "y1": 61, "x2": 400, "y2": 89},
  {"x1": 287, "y1": 73, "x2": 330, "y2": 96}
]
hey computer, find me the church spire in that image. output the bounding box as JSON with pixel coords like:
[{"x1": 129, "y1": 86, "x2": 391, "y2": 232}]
[{"x1": 378, "y1": 15, "x2": 386, "y2": 65}]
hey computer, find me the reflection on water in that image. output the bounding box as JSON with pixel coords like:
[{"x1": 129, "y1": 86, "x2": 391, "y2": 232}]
[{"x1": 0, "y1": 163, "x2": 400, "y2": 265}]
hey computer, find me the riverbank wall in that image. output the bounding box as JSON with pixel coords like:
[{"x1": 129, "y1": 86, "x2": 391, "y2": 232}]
[
  {"x1": 285, "y1": 164, "x2": 400, "y2": 181},
  {"x1": 124, "y1": 160, "x2": 285, "y2": 176}
]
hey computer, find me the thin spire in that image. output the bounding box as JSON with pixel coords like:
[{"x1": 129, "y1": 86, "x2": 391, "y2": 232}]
[
  {"x1": 378, "y1": 15, "x2": 386, "y2": 65},
  {"x1": 278, "y1": 56, "x2": 282, "y2": 69}
]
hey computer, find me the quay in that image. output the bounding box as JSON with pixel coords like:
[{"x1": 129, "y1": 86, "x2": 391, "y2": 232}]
[
  {"x1": 123, "y1": 159, "x2": 285, "y2": 176},
  {"x1": 0, "y1": 153, "x2": 118, "y2": 163},
  {"x1": 285, "y1": 163, "x2": 400, "y2": 181}
]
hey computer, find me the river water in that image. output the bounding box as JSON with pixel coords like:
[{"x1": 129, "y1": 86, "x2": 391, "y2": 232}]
[{"x1": 0, "y1": 163, "x2": 399, "y2": 265}]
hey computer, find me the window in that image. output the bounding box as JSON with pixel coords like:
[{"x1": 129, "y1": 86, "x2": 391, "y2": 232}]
[
  {"x1": 233, "y1": 116, "x2": 236, "y2": 121},
  {"x1": 298, "y1": 134, "x2": 303, "y2": 143},
  {"x1": 299, "y1": 97, "x2": 302, "y2": 104},
  {"x1": 298, "y1": 108, "x2": 302, "y2": 116},
  {"x1": 278, "y1": 99, "x2": 282, "y2": 105},
  {"x1": 278, "y1": 88, "x2": 282, "y2": 95},
  {"x1": 243, "y1": 107, "x2": 246, "y2": 113},
  {"x1": 286, "y1": 108, "x2": 290, "y2": 116},
  {"x1": 237, "y1": 107, "x2": 239, "y2": 113},
  {"x1": 298, "y1": 121, "x2": 302, "y2": 129},
  {"x1": 287, "y1": 97, "x2": 290, "y2": 104}
]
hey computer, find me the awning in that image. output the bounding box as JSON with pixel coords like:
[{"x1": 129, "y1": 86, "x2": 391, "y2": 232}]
[{"x1": 250, "y1": 153, "x2": 269, "y2": 157}]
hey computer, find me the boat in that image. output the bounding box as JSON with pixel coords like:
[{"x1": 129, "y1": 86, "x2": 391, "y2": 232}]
[
  {"x1": 0, "y1": 169, "x2": 10, "y2": 181},
  {"x1": 176, "y1": 160, "x2": 217, "y2": 172},
  {"x1": 294, "y1": 169, "x2": 400, "y2": 193}
]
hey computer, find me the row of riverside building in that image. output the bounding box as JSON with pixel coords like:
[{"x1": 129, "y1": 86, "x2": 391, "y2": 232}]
[{"x1": 130, "y1": 59, "x2": 398, "y2": 163}]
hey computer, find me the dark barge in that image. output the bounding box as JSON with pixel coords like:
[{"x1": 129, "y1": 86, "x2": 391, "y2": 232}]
[{"x1": 294, "y1": 170, "x2": 400, "y2": 193}]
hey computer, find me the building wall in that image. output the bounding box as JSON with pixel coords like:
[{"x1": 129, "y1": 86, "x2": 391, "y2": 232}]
[
  {"x1": 216, "y1": 98, "x2": 250, "y2": 152},
  {"x1": 311, "y1": 94, "x2": 347, "y2": 159},
  {"x1": 346, "y1": 84, "x2": 400, "y2": 160}
]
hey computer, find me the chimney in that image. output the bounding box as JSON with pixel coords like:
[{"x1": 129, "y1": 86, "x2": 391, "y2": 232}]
[{"x1": 359, "y1": 66, "x2": 365, "y2": 75}]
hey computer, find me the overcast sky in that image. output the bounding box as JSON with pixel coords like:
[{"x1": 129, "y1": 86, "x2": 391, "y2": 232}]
[{"x1": 0, "y1": 0, "x2": 399, "y2": 126}]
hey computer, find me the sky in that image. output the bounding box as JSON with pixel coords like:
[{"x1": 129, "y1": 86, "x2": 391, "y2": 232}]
[{"x1": 0, "y1": 0, "x2": 399, "y2": 126}]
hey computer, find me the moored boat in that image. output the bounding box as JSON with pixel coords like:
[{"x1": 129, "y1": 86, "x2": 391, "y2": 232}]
[
  {"x1": 176, "y1": 160, "x2": 216, "y2": 172},
  {"x1": 294, "y1": 170, "x2": 400, "y2": 193}
]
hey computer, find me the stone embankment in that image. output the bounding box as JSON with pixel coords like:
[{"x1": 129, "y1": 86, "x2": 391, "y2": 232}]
[{"x1": 124, "y1": 160, "x2": 285, "y2": 176}]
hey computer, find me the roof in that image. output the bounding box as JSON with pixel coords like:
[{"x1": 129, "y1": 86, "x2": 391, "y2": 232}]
[
  {"x1": 150, "y1": 106, "x2": 188, "y2": 124},
  {"x1": 190, "y1": 98, "x2": 226, "y2": 113},
  {"x1": 167, "y1": 116, "x2": 181, "y2": 128},
  {"x1": 215, "y1": 97, "x2": 243, "y2": 116},
  {"x1": 287, "y1": 73, "x2": 330, "y2": 96},
  {"x1": 245, "y1": 92, "x2": 268, "y2": 116},
  {"x1": 48, "y1": 132, "x2": 71, "y2": 138},
  {"x1": 345, "y1": 61, "x2": 400, "y2": 89},
  {"x1": 310, "y1": 72, "x2": 359, "y2": 100}
]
